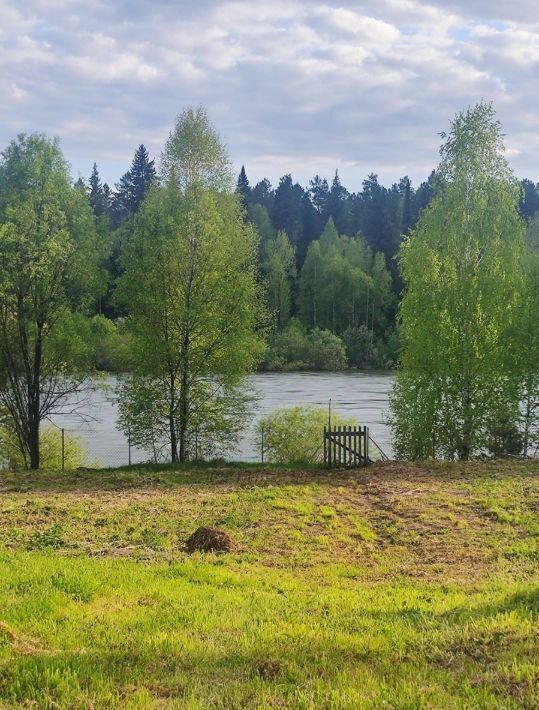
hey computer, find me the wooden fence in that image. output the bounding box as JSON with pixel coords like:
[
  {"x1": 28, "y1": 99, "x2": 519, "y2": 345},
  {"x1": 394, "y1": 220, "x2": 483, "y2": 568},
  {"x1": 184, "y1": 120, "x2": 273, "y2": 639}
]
[{"x1": 323, "y1": 425, "x2": 370, "y2": 468}]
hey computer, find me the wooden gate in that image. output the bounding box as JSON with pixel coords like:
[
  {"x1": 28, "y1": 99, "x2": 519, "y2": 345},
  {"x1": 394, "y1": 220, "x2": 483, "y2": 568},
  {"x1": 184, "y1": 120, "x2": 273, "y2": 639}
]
[{"x1": 323, "y1": 425, "x2": 370, "y2": 468}]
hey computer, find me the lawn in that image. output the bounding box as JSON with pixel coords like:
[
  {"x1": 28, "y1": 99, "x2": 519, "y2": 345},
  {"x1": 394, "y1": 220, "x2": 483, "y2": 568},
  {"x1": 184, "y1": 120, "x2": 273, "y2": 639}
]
[{"x1": 0, "y1": 460, "x2": 537, "y2": 708}]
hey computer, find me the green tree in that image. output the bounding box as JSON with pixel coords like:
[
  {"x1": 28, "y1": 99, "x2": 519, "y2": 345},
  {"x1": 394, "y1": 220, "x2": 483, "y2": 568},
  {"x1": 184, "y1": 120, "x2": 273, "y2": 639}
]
[
  {"x1": 390, "y1": 103, "x2": 526, "y2": 460},
  {"x1": 247, "y1": 203, "x2": 276, "y2": 259},
  {"x1": 236, "y1": 165, "x2": 251, "y2": 209},
  {"x1": 512, "y1": 251, "x2": 539, "y2": 455},
  {"x1": 113, "y1": 144, "x2": 156, "y2": 224},
  {"x1": 263, "y1": 230, "x2": 296, "y2": 328},
  {"x1": 161, "y1": 106, "x2": 231, "y2": 192},
  {"x1": 298, "y1": 240, "x2": 324, "y2": 328},
  {"x1": 116, "y1": 108, "x2": 264, "y2": 462},
  {"x1": 0, "y1": 134, "x2": 105, "y2": 469},
  {"x1": 88, "y1": 162, "x2": 106, "y2": 217}
]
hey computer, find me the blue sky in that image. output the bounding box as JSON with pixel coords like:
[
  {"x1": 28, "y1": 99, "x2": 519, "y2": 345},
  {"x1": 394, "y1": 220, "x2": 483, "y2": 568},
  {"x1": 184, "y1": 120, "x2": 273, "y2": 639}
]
[{"x1": 1, "y1": 0, "x2": 538, "y2": 190}]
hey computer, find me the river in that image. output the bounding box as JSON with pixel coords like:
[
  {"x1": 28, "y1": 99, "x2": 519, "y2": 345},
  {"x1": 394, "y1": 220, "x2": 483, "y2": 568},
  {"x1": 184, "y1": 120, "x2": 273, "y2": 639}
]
[{"x1": 50, "y1": 371, "x2": 394, "y2": 467}]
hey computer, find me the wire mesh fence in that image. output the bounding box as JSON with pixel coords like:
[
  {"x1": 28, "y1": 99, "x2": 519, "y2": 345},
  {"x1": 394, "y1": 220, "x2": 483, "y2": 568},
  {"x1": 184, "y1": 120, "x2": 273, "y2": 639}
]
[{"x1": 0, "y1": 374, "x2": 398, "y2": 471}]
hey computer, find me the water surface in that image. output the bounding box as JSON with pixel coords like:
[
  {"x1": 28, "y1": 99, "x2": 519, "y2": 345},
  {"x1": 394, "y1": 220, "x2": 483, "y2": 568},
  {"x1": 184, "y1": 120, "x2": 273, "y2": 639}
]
[{"x1": 50, "y1": 371, "x2": 394, "y2": 466}]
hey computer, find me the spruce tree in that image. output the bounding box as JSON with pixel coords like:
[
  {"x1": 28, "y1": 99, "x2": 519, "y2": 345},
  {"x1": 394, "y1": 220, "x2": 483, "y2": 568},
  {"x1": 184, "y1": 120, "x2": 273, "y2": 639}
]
[
  {"x1": 130, "y1": 144, "x2": 156, "y2": 210},
  {"x1": 89, "y1": 162, "x2": 106, "y2": 217},
  {"x1": 113, "y1": 145, "x2": 155, "y2": 224},
  {"x1": 272, "y1": 174, "x2": 303, "y2": 246},
  {"x1": 236, "y1": 165, "x2": 251, "y2": 209},
  {"x1": 328, "y1": 170, "x2": 350, "y2": 235}
]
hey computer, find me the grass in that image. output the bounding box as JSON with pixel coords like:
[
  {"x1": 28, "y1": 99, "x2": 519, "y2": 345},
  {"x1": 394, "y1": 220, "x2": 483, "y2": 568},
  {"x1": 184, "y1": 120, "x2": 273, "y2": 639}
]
[{"x1": 0, "y1": 459, "x2": 537, "y2": 708}]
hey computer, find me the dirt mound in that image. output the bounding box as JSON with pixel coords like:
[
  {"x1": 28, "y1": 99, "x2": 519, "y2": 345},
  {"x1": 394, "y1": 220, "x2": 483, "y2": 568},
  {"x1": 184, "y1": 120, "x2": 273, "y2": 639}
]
[{"x1": 185, "y1": 527, "x2": 233, "y2": 553}]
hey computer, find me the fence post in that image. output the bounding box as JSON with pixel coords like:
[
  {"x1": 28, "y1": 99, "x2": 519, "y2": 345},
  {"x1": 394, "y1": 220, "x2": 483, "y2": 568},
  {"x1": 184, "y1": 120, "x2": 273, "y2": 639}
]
[
  {"x1": 261, "y1": 427, "x2": 265, "y2": 464},
  {"x1": 195, "y1": 430, "x2": 198, "y2": 461},
  {"x1": 128, "y1": 429, "x2": 132, "y2": 467},
  {"x1": 364, "y1": 426, "x2": 370, "y2": 466},
  {"x1": 61, "y1": 428, "x2": 65, "y2": 473}
]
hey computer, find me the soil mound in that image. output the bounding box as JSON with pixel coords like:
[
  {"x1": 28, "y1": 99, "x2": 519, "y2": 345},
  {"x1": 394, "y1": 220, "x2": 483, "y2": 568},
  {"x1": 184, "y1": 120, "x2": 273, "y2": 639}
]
[{"x1": 185, "y1": 527, "x2": 233, "y2": 553}]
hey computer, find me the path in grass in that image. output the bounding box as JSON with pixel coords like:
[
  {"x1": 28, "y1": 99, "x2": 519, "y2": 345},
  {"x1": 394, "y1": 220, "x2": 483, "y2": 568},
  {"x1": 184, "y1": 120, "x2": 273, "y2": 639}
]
[{"x1": 0, "y1": 461, "x2": 537, "y2": 708}]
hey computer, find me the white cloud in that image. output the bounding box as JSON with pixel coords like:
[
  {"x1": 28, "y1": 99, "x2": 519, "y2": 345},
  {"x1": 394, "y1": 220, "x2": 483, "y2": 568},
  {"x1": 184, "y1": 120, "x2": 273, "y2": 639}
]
[{"x1": 0, "y1": 0, "x2": 537, "y2": 187}]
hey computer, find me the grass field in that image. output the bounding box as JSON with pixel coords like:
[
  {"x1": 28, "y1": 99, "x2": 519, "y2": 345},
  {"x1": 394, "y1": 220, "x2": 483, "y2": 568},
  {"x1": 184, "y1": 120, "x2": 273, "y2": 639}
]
[{"x1": 0, "y1": 460, "x2": 538, "y2": 708}]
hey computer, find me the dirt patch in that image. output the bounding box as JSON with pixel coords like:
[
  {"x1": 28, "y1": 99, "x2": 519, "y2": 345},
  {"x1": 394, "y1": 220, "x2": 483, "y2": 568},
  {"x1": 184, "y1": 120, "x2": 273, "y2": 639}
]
[
  {"x1": 0, "y1": 621, "x2": 54, "y2": 655},
  {"x1": 185, "y1": 527, "x2": 233, "y2": 553}
]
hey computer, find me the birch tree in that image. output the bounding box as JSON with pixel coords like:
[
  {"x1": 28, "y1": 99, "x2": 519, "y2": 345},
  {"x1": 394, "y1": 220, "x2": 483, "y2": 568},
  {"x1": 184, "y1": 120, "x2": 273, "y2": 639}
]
[
  {"x1": 116, "y1": 108, "x2": 264, "y2": 462},
  {"x1": 391, "y1": 103, "x2": 526, "y2": 460}
]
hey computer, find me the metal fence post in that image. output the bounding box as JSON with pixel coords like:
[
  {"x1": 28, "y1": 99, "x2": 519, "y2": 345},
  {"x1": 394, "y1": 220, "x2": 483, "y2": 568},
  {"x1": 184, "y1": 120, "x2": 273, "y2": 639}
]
[
  {"x1": 61, "y1": 428, "x2": 65, "y2": 473},
  {"x1": 261, "y1": 427, "x2": 264, "y2": 464},
  {"x1": 128, "y1": 429, "x2": 132, "y2": 467}
]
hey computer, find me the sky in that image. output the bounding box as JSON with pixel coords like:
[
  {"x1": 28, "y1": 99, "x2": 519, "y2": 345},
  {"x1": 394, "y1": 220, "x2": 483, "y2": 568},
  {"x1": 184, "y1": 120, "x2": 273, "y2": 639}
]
[{"x1": 1, "y1": 0, "x2": 538, "y2": 191}]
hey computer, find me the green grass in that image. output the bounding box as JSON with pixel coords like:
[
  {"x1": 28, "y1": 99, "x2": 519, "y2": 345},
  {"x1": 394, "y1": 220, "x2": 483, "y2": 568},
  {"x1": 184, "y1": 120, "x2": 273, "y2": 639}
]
[{"x1": 0, "y1": 460, "x2": 537, "y2": 708}]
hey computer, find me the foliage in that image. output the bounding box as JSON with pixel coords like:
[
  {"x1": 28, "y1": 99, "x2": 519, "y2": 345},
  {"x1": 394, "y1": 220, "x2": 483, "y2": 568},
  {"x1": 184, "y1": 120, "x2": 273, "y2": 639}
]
[
  {"x1": 0, "y1": 423, "x2": 88, "y2": 471},
  {"x1": 307, "y1": 328, "x2": 347, "y2": 370},
  {"x1": 511, "y1": 250, "x2": 539, "y2": 455},
  {"x1": 116, "y1": 108, "x2": 265, "y2": 462},
  {"x1": 117, "y1": 375, "x2": 256, "y2": 462},
  {"x1": 262, "y1": 230, "x2": 296, "y2": 328},
  {"x1": 298, "y1": 218, "x2": 394, "y2": 339},
  {"x1": 160, "y1": 106, "x2": 232, "y2": 191},
  {"x1": 342, "y1": 324, "x2": 399, "y2": 369},
  {"x1": 391, "y1": 102, "x2": 528, "y2": 460},
  {"x1": 0, "y1": 133, "x2": 106, "y2": 469},
  {"x1": 262, "y1": 319, "x2": 347, "y2": 371},
  {"x1": 257, "y1": 405, "x2": 355, "y2": 463},
  {"x1": 113, "y1": 144, "x2": 156, "y2": 223}
]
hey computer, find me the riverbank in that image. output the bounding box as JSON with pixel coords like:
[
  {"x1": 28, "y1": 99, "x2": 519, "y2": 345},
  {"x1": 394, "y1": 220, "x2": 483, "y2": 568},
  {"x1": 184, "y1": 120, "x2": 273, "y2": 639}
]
[
  {"x1": 50, "y1": 370, "x2": 395, "y2": 466},
  {"x1": 0, "y1": 459, "x2": 537, "y2": 707}
]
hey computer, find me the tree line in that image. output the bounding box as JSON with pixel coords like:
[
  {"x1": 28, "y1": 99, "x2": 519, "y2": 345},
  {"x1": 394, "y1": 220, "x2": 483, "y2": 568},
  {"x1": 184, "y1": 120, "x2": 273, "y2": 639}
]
[
  {"x1": 81, "y1": 136, "x2": 539, "y2": 371},
  {"x1": 0, "y1": 102, "x2": 537, "y2": 468}
]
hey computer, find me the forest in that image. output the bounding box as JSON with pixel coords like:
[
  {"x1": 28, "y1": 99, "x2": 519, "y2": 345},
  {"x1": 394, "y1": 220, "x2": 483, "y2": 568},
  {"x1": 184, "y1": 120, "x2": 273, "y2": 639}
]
[
  {"x1": 82, "y1": 138, "x2": 539, "y2": 372},
  {"x1": 0, "y1": 103, "x2": 537, "y2": 469}
]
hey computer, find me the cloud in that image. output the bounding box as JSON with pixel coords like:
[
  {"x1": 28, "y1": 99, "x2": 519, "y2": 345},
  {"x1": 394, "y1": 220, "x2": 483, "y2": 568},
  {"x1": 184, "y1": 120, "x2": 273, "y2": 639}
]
[{"x1": 0, "y1": 0, "x2": 537, "y2": 189}]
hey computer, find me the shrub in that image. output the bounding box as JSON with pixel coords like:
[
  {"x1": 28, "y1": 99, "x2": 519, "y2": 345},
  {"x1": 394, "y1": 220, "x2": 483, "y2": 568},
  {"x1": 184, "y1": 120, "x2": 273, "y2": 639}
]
[
  {"x1": 257, "y1": 405, "x2": 356, "y2": 464},
  {"x1": 262, "y1": 320, "x2": 348, "y2": 371},
  {"x1": 307, "y1": 328, "x2": 347, "y2": 370},
  {"x1": 262, "y1": 319, "x2": 311, "y2": 370},
  {"x1": 343, "y1": 325, "x2": 400, "y2": 369},
  {"x1": 0, "y1": 424, "x2": 88, "y2": 471}
]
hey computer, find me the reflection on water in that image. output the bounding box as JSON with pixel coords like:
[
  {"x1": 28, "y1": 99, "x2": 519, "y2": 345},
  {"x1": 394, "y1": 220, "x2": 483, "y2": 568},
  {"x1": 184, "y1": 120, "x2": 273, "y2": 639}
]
[{"x1": 50, "y1": 371, "x2": 394, "y2": 465}]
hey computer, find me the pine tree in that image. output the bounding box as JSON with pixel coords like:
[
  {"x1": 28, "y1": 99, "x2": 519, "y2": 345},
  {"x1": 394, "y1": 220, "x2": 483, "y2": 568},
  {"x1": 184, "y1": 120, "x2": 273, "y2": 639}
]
[
  {"x1": 519, "y1": 178, "x2": 539, "y2": 221},
  {"x1": 251, "y1": 178, "x2": 274, "y2": 212},
  {"x1": 308, "y1": 175, "x2": 330, "y2": 217}
]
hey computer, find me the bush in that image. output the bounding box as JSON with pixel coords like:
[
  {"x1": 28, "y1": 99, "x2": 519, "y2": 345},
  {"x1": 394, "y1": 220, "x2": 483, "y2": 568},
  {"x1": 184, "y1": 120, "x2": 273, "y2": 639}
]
[
  {"x1": 262, "y1": 319, "x2": 311, "y2": 370},
  {"x1": 257, "y1": 405, "x2": 356, "y2": 464},
  {"x1": 262, "y1": 320, "x2": 347, "y2": 371},
  {"x1": 0, "y1": 424, "x2": 88, "y2": 471},
  {"x1": 307, "y1": 328, "x2": 347, "y2": 370},
  {"x1": 343, "y1": 325, "x2": 400, "y2": 369}
]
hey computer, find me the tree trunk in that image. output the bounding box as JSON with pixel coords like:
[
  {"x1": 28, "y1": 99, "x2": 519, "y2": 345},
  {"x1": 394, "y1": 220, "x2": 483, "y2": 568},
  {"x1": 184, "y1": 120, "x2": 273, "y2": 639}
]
[
  {"x1": 28, "y1": 416, "x2": 40, "y2": 470},
  {"x1": 170, "y1": 414, "x2": 178, "y2": 463},
  {"x1": 28, "y1": 324, "x2": 43, "y2": 470},
  {"x1": 178, "y1": 372, "x2": 189, "y2": 462}
]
